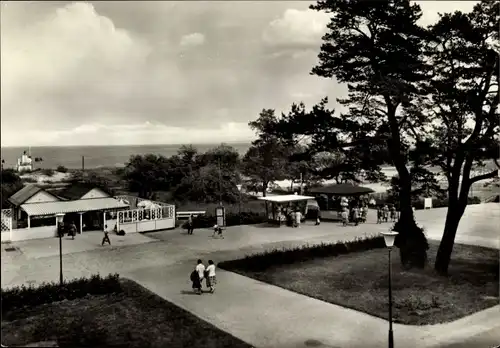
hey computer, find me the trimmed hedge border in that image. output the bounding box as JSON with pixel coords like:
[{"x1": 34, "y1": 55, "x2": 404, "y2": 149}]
[
  {"x1": 1, "y1": 273, "x2": 122, "y2": 316},
  {"x1": 413, "y1": 196, "x2": 481, "y2": 210},
  {"x1": 219, "y1": 235, "x2": 386, "y2": 272}
]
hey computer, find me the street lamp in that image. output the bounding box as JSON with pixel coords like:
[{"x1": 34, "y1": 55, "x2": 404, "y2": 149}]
[
  {"x1": 380, "y1": 230, "x2": 398, "y2": 348},
  {"x1": 56, "y1": 213, "x2": 65, "y2": 285},
  {"x1": 236, "y1": 184, "x2": 243, "y2": 225}
]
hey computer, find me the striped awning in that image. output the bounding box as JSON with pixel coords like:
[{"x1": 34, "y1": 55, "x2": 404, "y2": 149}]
[{"x1": 21, "y1": 198, "x2": 129, "y2": 217}]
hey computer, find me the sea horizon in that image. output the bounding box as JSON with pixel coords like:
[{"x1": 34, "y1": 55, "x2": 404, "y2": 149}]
[
  {"x1": 0, "y1": 140, "x2": 252, "y2": 149},
  {"x1": 0, "y1": 142, "x2": 252, "y2": 170}
]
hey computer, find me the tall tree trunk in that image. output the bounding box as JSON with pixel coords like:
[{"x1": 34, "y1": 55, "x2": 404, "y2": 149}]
[
  {"x1": 393, "y1": 170, "x2": 429, "y2": 269},
  {"x1": 435, "y1": 161, "x2": 469, "y2": 275},
  {"x1": 263, "y1": 181, "x2": 269, "y2": 217},
  {"x1": 434, "y1": 201, "x2": 466, "y2": 275},
  {"x1": 386, "y1": 107, "x2": 429, "y2": 269}
]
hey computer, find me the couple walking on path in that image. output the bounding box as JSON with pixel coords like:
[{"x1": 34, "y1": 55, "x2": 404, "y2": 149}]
[{"x1": 190, "y1": 259, "x2": 216, "y2": 294}]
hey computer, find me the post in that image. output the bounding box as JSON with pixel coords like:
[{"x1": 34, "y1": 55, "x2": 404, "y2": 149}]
[
  {"x1": 79, "y1": 212, "x2": 83, "y2": 234},
  {"x1": 55, "y1": 213, "x2": 65, "y2": 285},
  {"x1": 59, "y1": 231, "x2": 63, "y2": 285},
  {"x1": 239, "y1": 190, "x2": 242, "y2": 225},
  {"x1": 299, "y1": 172, "x2": 304, "y2": 195},
  {"x1": 82, "y1": 156, "x2": 85, "y2": 171},
  {"x1": 218, "y1": 159, "x2": 223, "y2": 206},
  {"x1": 388, "y1": 248, "x2": 394, "y2": 348},
  {"x1": 27, "y1": 215, "x2": 31, "y2": 229},
  {"x1": 103, "y1": 211, "x2": 106, "y2": 231}
]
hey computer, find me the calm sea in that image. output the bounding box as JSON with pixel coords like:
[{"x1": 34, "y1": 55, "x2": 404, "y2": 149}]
[{"x1": 0, "y1": 143, "x2": 251, "y2": 170}]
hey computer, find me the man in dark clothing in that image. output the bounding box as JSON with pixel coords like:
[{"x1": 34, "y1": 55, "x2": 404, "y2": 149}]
[{"x1": 315, "y1": 209, "x2": 321, "y2": 225}]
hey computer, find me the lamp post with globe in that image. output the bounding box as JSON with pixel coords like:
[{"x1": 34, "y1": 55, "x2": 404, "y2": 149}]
[
  {"x1": 380, "y1": 230, "x2": 398, "y2": 348},
  {"x1": 236, "y1": 184, "x2": 243, "y2": 225}
]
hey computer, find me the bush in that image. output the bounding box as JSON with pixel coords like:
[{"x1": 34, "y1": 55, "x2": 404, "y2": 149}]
[
  {"x1": 414, "y1": 196, "x2": 481, "y2": 210},
  {"x1": 117, "y1": 230, "x2": 126, "y2": 236},
  {"x1": 56, "y1": 165, "x2": 68, "y2": 173},
  {"x1": 186, "y1": 211, "x2": 267, "y2": 229},
  {"x1": 40, "y1": 168, "x2": 55, "y2": 177},
  {"x1": 1, "y1": 273, "x2": 122, "y2": 316},
  {"x1": 219, "y1": 235, "x2": 386, "y2": 272}
]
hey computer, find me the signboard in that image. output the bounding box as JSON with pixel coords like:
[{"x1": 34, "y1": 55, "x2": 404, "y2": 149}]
[
  {"x1": 424, "y1": 198, "x2": 433, "y2": 209},
  {"x1": 215, "y1": 206, "x2": 225, "y2": 227}
]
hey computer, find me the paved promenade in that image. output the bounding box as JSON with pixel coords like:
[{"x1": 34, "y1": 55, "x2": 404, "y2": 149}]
[{"x1": 1, "y1": 203, "x2": 499, "y2": 348}]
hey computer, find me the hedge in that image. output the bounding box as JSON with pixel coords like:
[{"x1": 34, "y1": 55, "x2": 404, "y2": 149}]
[
  {"x1": 369, "y1": 194, "x2": 482, "y2": 210},
  {"x1": 413, "y1": 196, "x2": 481, "y2": 210},
  {"x1": 183, "y1": 211, "x2": 267, "y2": 229},
  {"x1": 219, "y1": 235, "x2": 386, "y2": 272},
  {"x1": 1, "y1": 273, "x2": 122, "y2": 316}
]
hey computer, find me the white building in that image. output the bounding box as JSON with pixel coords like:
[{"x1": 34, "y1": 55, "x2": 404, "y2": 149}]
[{"x1": 16, "y1": 151, "x2": 33, "y2": 172}]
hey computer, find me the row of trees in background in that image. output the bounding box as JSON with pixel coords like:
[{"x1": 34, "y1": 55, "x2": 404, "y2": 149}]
[{"x1": 122, "y1": 144, "x2": 241, "y2": 203}]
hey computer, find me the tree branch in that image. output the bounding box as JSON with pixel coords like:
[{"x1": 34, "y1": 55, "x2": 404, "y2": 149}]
[{"x1": 468, "y1": 169, "x2": 497, "y2": 185}]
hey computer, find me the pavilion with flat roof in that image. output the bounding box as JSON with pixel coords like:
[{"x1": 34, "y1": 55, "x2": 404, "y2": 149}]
[{"x1": 258, "y1": 194, "x2": 315, "y2": 225}]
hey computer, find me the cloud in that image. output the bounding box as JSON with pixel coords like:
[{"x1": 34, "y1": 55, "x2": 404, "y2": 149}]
[
  {"x1": 180, "y1": 32, "x2": 206, "y2": 47},
  {"x1": 1, "y1": 2, "x2": 152, "y2": 131},
  {"x1": 3, "y1": 1, "x2": 478, "y2": 148},
  {"x1": 1, "y1": 122, "x2": 256, "y2": 147},
  {"x1": 262, "y1": 9, "x2": 330, "y2": 48},
  {"x1": 414, "y1": 1, "x2": 478, "y2": 26}
]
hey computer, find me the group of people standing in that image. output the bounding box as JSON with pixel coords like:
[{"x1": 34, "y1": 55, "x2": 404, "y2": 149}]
[
  {"x1": 57, "y1": 221, "x2": 77, "y2": 240},
  {"x1": 377, "y1": 204, "x2": 399, "y2": 223},
  {"x1": 190, "y1": 259, "x2": 217, "y2": 294},
  {"x1": 340, "y1": 205, "x2": 368, "y2": 226}
]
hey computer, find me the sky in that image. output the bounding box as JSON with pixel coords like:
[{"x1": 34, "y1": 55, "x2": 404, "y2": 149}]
[{"x1": 0, "y1": 1, "x2": 478, "y2": 147}]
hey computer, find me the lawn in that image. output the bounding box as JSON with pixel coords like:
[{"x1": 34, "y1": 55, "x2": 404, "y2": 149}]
[
  {"x1": 1, "y1": 279, "x2": 252, "y2": 348},
  {"x1": 221, "y1": 242, "x2": 499, "y2": 325}
]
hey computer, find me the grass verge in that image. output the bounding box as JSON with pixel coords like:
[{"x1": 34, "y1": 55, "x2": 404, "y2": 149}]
[
  {"x1": 220, "y1": 242, "x2": 499, "y2": 325},
  {"x1": 1, "y1": 278, "x2": 252, "y2": 348}
]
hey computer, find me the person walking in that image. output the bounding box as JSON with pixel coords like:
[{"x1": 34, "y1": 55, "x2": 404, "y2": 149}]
[
  {"x1": 187, "y1": 214, "x2": 194, "y2": 235},
  {"x1": 205, "y1": 260, "x2": 217, "y2": 293},
  {"x1": 361, "y1": 205, "x2": 368, "y2": 223},
  {"x1": 295, "y1": 209, "x2": 302, "y2": 228},
  {"x1": 315, "y1": 209, "x2": 321, "y2": 226},
  {"x1": 212, "y1": 224, "x2": 224, "y2": 238},
  {"x1": 102, "y1": 225, "x2": 111, "y2": 246},
  {"x1": 390, "y1": 205, "x2": 397, "y2": 222},
  {"x1": 352, "y1": 206, "x2": 360, "y2": 226},
  {"x1": 341, "y1": 207, "x2": 349, "y2": 226},
  {"x1": 69, "y1": 222, "x2": 77, "y2": 240},
  {"x1": 191, "y1": 259, "x2": 205, "y2": 295},
  {"x1": 383, "y1": 204, "x2": 389, "y2": 222}
]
